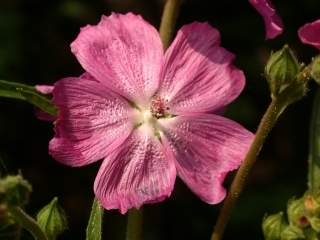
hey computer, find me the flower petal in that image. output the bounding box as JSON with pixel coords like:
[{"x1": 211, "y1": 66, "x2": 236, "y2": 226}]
[
  {"x1": 49, "y1": 75, "x2": 134, "y2": 167},
  {"x1": 158, "y1": 22, "x2": 245, "y2": 114},
  {"x1": 159, "y1": 114, "x2": 254, "y2": 204},
  {"x1": 71, "y1": 13, "x2": 163, "y2": 105},
  {"x1": 35, "y1": 85, "x2": 54, "y2": 95},
  {"x1": 249, "y1": 0, "x2": 284, "y2": 39},
  {"x1": 94, "y1": 128, "x2": 176, "y2": 214},
  {"x1": 298, "y1": 19, "x2": 320, "y2": 49}
]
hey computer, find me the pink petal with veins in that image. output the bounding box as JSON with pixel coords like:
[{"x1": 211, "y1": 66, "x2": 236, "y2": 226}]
[
  {"x1": 71, "y1": 13, "x2": 163, "y2": 105},
  {"x1": 49, "y1": 75, "x2": 134, "y2": 167},
  {"x1": 94, "y1": 128, "x2": 176, "y2": 214},
  {"x1": 158, "y1": 22, "x2": 245, "y2": 114},
  {"x1": 159, "y1": 114, "x2": 254, "y2": 204}
]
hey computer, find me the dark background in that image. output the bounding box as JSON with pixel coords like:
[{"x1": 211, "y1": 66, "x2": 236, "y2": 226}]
[{"x1": 0, "y1": 0, "x2": 319, "y2": 239}]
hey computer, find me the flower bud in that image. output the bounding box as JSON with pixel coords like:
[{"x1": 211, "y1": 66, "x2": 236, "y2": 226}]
[
  {"x1": 288, "y1": 198, "x2": 309, "y2": 228},
  {"x1": 0, "y1": 175, "x2": 32, "y2": 207},
  {"x1": 37, "y1": 197, "x2": 67, "y2": 240},
  {"x1": 281, "y1": 225, "x2": 305, "y2": 239},
  {"x1": 311, "y1": 55, "x2": 320, "y2": 84},
  {"x1": 262, "y1": 212, "x2": 287, "y2": 240},
  {"x1": 265, "y1": 45, "x2": 300, "y2": 98}
]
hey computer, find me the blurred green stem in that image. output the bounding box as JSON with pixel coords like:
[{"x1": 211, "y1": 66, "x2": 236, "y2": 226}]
[
  {"x1": 211, "y1": 99, "x2": 282, "y2": 240},
  {"x1": 9, "y1": 207, "x2": 48, "y2": 240},
  {"x1": 126, "y1": 208, "x2": 143, "y2": 240},
  {"x1": 308, "y1": 87, "x2": 320, "y2": 194},
  {"x1": 159, "y1": 0, "x2": 182, "y2": 49}
]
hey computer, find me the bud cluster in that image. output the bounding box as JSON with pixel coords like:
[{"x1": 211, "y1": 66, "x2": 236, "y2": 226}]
[{"x1": 263, "y1": 192, "x2": 320, "y2": 240}]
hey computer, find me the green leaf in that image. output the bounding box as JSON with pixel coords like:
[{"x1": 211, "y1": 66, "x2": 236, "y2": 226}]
[
  {"x1": 0, "y1": 80, "x2": 57, "y2": 115},
  {"x1": 308, "y1": 87, "x2": 320, "y2": 195},
  {"x1": 86, "y1": 198, "x2": 104, "y2": 240}
]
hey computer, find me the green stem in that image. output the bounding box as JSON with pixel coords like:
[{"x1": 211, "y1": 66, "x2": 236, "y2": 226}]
[
  {"x1": 211, "y1": 99, "x2": 282, "y2": 240},
  {"x1": 126, "y1": 208, "x2": 143, "y2": 240},
  {"x1": 308, "y1": 87, "x2": 320, "y2": 195},
  {"x1": 9, "y1": 207, "x2": 48, "y2": 240},
  {"x1": 159, "y1": 0, "x2": 182, "y2": 49}
]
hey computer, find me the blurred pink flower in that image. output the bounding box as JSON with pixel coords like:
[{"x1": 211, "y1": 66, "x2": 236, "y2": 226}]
[
  {"x1": 249, "y1": 0, "x2": 283, "y2": 39},
  {"x1": 298, "y1": 19, "x2": 320, "y2": 49},
  {"x1": 49, "y1": 13, "x2": 254, "y2": 213}
]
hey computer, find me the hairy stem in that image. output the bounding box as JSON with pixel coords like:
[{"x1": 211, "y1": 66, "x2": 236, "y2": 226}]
[
  {"x1": 211, "y1": 99, "x2": 281, "y2": 240},
  {"x1": 9, "y1": 207, "x2": 48, "y2": 240},
  {"x1": 126, "y1": 208, "x2": 143, "y2": 240},
  {"x1": 159, "y1": 0, "x2": 182, "y2": 49}
]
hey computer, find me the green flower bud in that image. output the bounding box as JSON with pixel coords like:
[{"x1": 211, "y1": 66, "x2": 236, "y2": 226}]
[
  {"x1": 281, "y1": 225, "x2": 305, "y2": 239},
  {"x1": 311, "y1": 55, "x2": 320, "y2": 84},
  {"x1": 265, "y1": 45, "x2": 300, "y2": 98},
  {"x1": 262, "y1": 212, "x2": 287, "y2": 240},
  {"x1": 37, "y1": 197, "x2": 67, "y2": 240},
  {"x1": 287, "y1": 198, "x2": 309, "y2": 228},
  {"x1": 0, "y1": 175, "x2": 32, "y2": 207}
]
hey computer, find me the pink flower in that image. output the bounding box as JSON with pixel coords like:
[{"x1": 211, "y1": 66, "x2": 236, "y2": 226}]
[
  {"x1": 249, "y1": 0, "x2": 284, "y2": 39},
  {"x1": 49, "y1": 13, "x2": 254, "y2": 214},
  {"x1": 298, "y1": 19, "x2": 320, "y2": 49}
]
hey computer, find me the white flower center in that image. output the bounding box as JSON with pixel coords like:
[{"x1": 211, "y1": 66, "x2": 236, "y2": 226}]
[{"x1": 133, "y1": 97, "x2": 171, "y2": 138}]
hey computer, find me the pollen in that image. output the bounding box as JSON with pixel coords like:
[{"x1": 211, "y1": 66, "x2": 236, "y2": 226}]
[{"x1": 150, "y1": 96, "x2": 169, "y2": 119}]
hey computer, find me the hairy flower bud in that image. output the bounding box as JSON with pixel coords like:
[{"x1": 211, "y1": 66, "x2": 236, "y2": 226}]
[
  {"x1": 288, "y1": 198, "x2": 309, "y2": 228},
  {"x1": 262, "y1": 212, "x2": 287, "y2": 240},
  {"x1": 0, "y1": 175, "x2": 32, "y2": 207},
  {"x1": 37, "y1": 197, "x2": 67, "y2": 240},
  {"x1": 265, "y1": 45, "x2": 300, "y2": 98},
  {"x1": 281, "y1": 225, "x2": 305, "y2": 239}
]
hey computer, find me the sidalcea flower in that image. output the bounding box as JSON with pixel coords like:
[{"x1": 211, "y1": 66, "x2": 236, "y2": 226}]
[
  {"x1": 298, "y1": 19, "x2": 320, "y2": 49},
  {"x1": 249, "y1": 0, "x2": 284, "y2": 39},
  {"x1": 48, "y1": 13, "x2": 254, "y2": 214}
]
